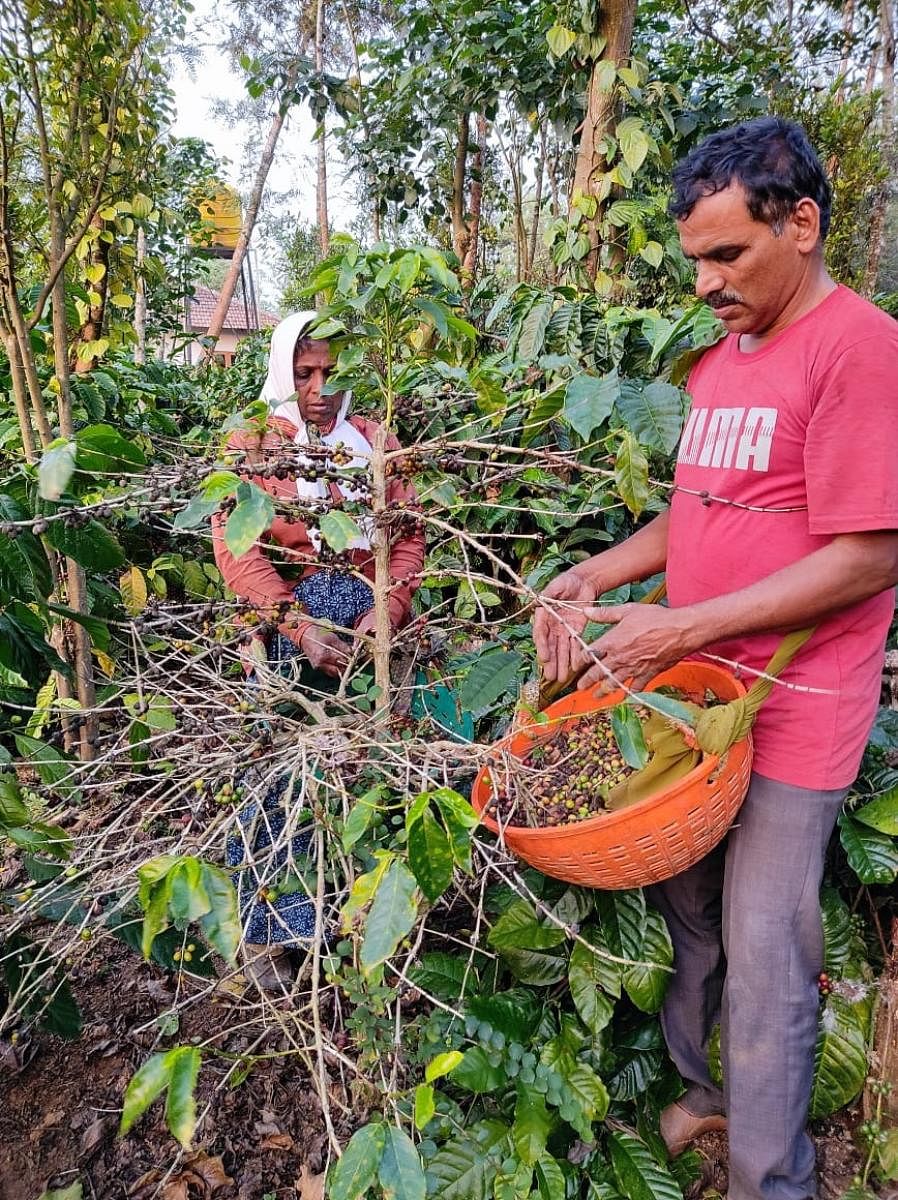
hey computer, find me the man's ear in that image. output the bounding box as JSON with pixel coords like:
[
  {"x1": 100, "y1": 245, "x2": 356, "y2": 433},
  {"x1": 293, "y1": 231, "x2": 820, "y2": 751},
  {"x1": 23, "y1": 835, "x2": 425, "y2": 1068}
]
[{"x1": 791, "y1": 197, "x2": 822, "y2": 253}]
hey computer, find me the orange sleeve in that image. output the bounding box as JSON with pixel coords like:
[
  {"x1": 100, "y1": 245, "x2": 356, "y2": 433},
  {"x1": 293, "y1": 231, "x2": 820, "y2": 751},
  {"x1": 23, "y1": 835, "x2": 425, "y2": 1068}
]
[{"x1": 210, "y1": 430, "x2": 312, "y2": 645}]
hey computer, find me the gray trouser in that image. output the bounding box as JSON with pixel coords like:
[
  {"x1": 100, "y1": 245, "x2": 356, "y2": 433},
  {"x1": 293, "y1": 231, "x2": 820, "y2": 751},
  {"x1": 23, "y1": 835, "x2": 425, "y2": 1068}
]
[{"x1": 647, "y1": 772, "x2": 848, "y2": 1200}]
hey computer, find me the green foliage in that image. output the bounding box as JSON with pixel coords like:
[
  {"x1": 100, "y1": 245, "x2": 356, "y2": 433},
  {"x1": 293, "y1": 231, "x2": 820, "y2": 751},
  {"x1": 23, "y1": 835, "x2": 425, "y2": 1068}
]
[
  {"x1": 120, "y1": 1045, "x2": 202, "y2": 1147},
  {"x1": 136, "y1": 854, "x2": 241, "y2": 965}
]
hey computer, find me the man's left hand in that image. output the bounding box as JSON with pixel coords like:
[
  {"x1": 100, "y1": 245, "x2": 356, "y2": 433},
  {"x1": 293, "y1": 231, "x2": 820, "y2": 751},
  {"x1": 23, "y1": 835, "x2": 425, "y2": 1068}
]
[{"x1": 576, "y1": 603, "x2": 699, "y2": 694}]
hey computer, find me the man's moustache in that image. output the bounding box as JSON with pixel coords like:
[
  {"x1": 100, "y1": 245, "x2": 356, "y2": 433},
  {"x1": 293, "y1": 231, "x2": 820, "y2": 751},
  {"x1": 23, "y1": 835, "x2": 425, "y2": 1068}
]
[{"x1": 707, "y1": 293, "x2": 743, "y2": 309}]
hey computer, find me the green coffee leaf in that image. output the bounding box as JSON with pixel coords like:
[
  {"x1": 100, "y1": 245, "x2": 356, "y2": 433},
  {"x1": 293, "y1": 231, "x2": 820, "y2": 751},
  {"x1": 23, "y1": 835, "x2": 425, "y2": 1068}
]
[
  {"x1": 568, "y1": 940, "x2": 616, "y2": 1036},
  {"x1": 0, "y1": 664, "x2": 28, "y2": 689},
  {"x1": 329, "y1": 1121, "x2": 386, "y2": 1200},
  {"x1": 198, "y1": 862, "x2": 241, "y2": 962},
  {"x1": 513, "y1": 1084, "x2": 552, "y2": 1165},
  {"x1": 563, "y1": 370, "x2": 620, "y2": 441},
  {"x1": 378, "y1": 1125, "x2": 426, "y2": 1200},
  {"x1": 174, "y1": 494, "x2": 219, "y2": 530},
  {"x1": 809, "y1": 996, "x2": 867, "y2": 1118},
  {"x1": 75, "y1": 423, "x2": 146, "y2": 473},
  {"x1": 320, "y1": 509, "x2": 364, "y2": 553},
  {"x1": 165, "y1": 1046, "x2": 201, "y2": 1148},
  {"x1": 359, "y1": 858, "x2": 418, "y2": 973},
  {"x1": 407, "y1": 807, "x2": 453, "y2": 901},
  {"x1": 408, "y1": 952, "x2": 468, "y2": 999},
  {"x1": 201, "y1": 469, "x2": 243, "y2": 500},
  {"x1": 614, "y1": 431, "x2": 650, "y2": 518},
  {"x1": 459, "y1": 650, "x2": 523, "y2": 713},
  {"x1": 224, "y1": 482, "x2": 275, "y2": 558},
  {"x1": 595, "y1": 890, "x2": 646, "y2": 961},
  {"x1": 167, "y1": 858, "x2": 211, "y2": 924},
  {"x1": 489, "y1": 900, "x2": 566, "y2": 951},
  {"x1": 38, "y1": 440, "x2": 77, "y2": 501},
  {"x1": 853, "y1": 787, "x2": 898, "y2": 835},
  {"x1": 622, "y1": 908, "x2": 673, "y2": 1012},
  {"x1": 820, "y1": 887, "x2": 852, "y2": 975},
  {"x1": 426, "y1": 1119, "x2": 508, "y2": 1200},
  {"x1": 534, "y1": 1155, "x2": 566, "y2": 1200},
  {"x1": 0, "y1": 773, "x2": 29, "y2": 826},
  {"x1": 608, "y1": 1130, "x2": 683, "y2": 1200},
  {"x1": 450, "y1": 1045, "x2": 507, "y2": 1093},
  {"x1": 342, "y1": 785, "x2": 385, "y2": 852},
  {"x1": 413, "y1": 1083, "x2": 436, "y2": 1130},
  {"x1": 431, "y1": 788, "x2": 478, "y2": 872},
  {"x1": 120, "y1": 1051, "x2": 171, "y2": 1135},
  {"x1": 45, "y1": 516, "x2": 125, "y2": 572},
  {"x1": 341, "y1": 851, "x2": 394, "y2": 930},
  {"x1": 615, "y1": 380, "x2": 684, "y2": 454},
  {"x1": 611, "y1": 703, "x2": 649, "y2": 769},
  {"x1": 838, "y1": 813, "x2": 898, "y2": 884},
  {"x1": 425, "y1": 1050, "x2": 464, "y2": 1082},
  {"x1": 558, "y1": 1061, "x2": 609, "y2": 1138}
]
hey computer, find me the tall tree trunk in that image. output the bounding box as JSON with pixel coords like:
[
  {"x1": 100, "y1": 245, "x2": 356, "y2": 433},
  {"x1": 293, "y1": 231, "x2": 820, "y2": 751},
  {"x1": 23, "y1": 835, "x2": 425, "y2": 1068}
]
[
  {"x1": 862, "y1": 0, "x2": 895, "y2": 295},
  {"x1": 835, "y1": 0, "x2": 855, "y2": 100},
  {"x1": 461, "y1": 114, "x2": 487, "y2": 281},
  {"x1": 450, "y1": 109, "x2": 471, "y2": 264},
  {"x1": 2, "y1": 329, "x2": 37, "y2": 462},
  {"x1": 50, "y1": 221, "x2": 97, "y2": 761},
  {"x1": 570, "y1": 0, "x2": 638, "y2": 279},
  {"x1": 315, "y1": 0, "x2": 330, "y2": 257},
  {"x1": 204, "y1": 55, "x2": 303, "y2": 352},
  {"x1": 528, "y1": 124, "x2": 548, "y2": 281},
  {"x1": 134, "y1": 225, "x2": 147, "y2": 365},
  {"x1": 2, "y1": 285, "x2": 53, "y2": 445}
]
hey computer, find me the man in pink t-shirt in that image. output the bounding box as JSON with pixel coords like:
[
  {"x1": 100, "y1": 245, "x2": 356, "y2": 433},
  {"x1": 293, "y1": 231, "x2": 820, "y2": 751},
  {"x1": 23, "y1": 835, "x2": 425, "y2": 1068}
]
[{"x1": 535, "y1": 117, "x2": 898, "y2": 1200}]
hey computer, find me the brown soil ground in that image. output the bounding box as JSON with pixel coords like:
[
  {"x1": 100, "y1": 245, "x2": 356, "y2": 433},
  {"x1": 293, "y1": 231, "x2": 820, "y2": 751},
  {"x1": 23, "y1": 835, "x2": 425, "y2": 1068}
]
[
  {"x1": 0, "y1": 943, "x2": 876, "y2": 1200},
  {"x1": 0, "y1": 942, "x2": 342, "y2": 1200}
]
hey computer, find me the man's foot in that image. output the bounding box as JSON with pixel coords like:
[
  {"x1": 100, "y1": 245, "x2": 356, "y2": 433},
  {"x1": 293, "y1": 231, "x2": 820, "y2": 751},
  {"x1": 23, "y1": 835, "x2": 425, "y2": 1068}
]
[
  {"x1": 242, "y1": 943, "x2": 294, "y2": 993},
  {"x1": 660, "y1": 1100, "x2": 727, "y2": 1157}
]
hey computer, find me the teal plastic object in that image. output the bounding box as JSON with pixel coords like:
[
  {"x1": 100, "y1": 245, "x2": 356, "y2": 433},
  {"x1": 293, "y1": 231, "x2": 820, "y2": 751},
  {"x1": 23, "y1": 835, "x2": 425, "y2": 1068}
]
[{"x1": 410, "y1": 671, "x2": 475, "y2": 742}]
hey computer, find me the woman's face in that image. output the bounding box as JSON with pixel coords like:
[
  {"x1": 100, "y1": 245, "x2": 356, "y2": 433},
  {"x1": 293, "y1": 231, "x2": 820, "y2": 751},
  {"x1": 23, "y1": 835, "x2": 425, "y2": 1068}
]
[{"x1": 293, "y1": 339, "x2": 343, "y2": 427}]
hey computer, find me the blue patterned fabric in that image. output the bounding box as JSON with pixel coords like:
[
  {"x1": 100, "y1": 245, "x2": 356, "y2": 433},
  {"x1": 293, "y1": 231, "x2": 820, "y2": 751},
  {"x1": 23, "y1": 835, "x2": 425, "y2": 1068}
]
[
  {"x1": 269, "y1": 571, "x2": 374, "y2": 672},
  {"x1": 228, "y1": 572, "x2": 371, "y2": 945}
]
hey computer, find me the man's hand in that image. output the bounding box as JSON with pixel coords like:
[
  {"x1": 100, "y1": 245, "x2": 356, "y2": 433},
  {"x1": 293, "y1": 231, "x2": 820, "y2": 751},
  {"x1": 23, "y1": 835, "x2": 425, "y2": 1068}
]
[
  {"x1": 300, "y1": 627, "x2": 350, "y2": 678},
  {"x1": 576, "y1": 603, "x2": 698, "y2": 694},
  {"x1": 533, "y1": 568, "x2": 600, "y2": 683}
]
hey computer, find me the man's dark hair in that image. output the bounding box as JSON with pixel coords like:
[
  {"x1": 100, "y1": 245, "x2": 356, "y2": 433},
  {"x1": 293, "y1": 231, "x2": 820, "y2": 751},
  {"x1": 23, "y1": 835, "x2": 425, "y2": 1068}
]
[{"x1": 669, "y1": 117, "x2": 832, "y2": 240}]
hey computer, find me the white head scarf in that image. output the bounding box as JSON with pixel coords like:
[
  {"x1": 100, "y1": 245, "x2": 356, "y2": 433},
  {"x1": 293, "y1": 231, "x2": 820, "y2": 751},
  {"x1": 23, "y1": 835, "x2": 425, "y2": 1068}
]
[{"x1": 262, "y1": 311, "x2": 373, "y2": 551}]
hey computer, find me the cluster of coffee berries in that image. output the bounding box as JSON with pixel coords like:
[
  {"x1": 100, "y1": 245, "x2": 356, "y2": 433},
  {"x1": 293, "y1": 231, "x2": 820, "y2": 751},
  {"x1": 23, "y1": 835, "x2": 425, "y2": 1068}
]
[
  {"x1": 173, "y1": 942, "x2": 197, "y2": 964},
  {"x1": 462, "y1": 1014, "x2": 575, "y2": 1114},
  {"x1": 213, "y1": 780, "x2": 243, "y2": 805},
  {"x1": 817, "y1": 971, "x2": 832, "y2": 997},
  {"x1": 858, "y1": 1118, "x2": 888, "y2": 1147},
  {"x1": 490, "y1": 712, "x2": 637, "y2": 828}
]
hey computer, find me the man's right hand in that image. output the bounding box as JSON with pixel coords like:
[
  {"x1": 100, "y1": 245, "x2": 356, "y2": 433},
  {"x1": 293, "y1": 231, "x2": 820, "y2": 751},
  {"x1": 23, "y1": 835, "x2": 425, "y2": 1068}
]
[
  {"x1": 299, "y1": 627, "x2": 349, "y2": 678},
  {"x1": 533, "y1": 567, "x2": 600, "y2": 683}
]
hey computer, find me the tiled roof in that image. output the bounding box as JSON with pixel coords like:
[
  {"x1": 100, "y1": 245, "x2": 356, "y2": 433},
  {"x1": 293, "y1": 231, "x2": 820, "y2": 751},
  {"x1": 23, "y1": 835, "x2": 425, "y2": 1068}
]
[{"x1": 188, "y1": 284, "x2": 280, "y2": 332}]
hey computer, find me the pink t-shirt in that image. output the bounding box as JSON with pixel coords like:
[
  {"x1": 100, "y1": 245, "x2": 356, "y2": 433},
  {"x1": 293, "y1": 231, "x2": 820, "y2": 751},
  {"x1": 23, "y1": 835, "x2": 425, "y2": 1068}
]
[{"x1": 667, "y1": 285, "x2": 898, "y2": 789}]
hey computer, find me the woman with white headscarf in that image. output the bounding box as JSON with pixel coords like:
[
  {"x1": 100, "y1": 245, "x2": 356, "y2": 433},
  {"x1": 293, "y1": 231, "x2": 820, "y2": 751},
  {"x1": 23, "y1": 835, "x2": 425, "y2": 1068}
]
[
  {"x1": 210, "y1": 314, "x2": 425, "y2": 988},
  {"x1": 212, "y1": 312, "x2": 425, "y2": 677}
]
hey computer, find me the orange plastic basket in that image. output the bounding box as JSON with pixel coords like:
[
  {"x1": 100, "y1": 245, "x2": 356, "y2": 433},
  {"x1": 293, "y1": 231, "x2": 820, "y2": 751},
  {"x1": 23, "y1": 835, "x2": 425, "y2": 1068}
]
[{"x1": 471, "y1": 661, "x2": 752, "y2": 890}]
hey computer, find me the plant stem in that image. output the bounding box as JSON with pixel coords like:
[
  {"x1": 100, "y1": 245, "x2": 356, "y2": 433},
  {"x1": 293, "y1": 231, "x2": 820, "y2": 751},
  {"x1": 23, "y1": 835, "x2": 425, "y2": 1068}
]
[{"x1": 370, "y1": 424, "x2": 392, "y2": 722}]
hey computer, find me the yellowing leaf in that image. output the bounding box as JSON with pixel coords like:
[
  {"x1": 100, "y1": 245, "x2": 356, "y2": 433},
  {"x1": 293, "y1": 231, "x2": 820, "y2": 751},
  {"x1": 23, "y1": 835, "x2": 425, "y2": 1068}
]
[{"x1": 120, "y1": 565, "x2": 148, "y2": 616}]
